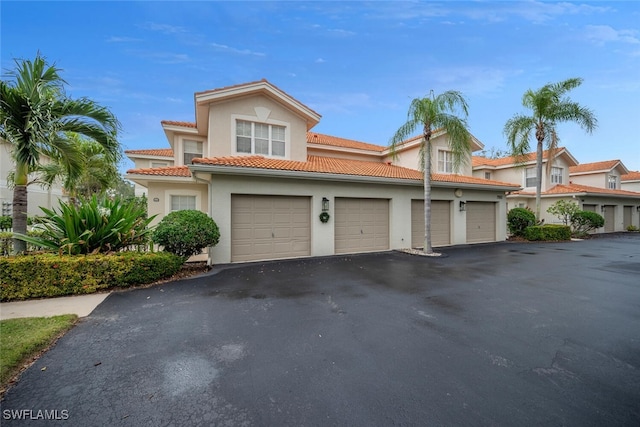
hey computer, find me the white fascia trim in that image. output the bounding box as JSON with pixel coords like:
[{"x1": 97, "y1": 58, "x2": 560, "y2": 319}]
[
  {"x1": 126, "y1": 154, "x2": 174, "y2": 161},
  {"x1": 161, "y1": 124, "x2": 199, "y2": 134},
  {"x1": 125, "y1": 174, "x2": 195, "y2": 185},
  {"x1": 189, "y1": 164, "x2": 521, "y2": 191}
]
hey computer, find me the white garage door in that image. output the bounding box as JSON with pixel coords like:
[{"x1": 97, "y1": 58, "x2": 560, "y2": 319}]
[
  {"x1": 231, "y1": 195, "x2": 310, "y2": 262},
  {"x1": 466, "y1": 202, "x2": 496, "y2": 243},
  {"x1": 411, "y1": 200, "x2": 451, "y2": 248},
  {"x1": 335, "y1": 198, "x2": 389, "y2": 254}
]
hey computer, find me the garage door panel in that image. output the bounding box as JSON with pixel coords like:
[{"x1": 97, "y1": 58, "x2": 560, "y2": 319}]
[
  {"x1": 411, "y1": 200, "x2": 451, "y2": 248},
  {"x1": 335, "y1": 198, "x2": 389, "y2": 254},
  {"x1": 231, "y1": 195, "x2": 310, "y2": 262},
  {"x1": 466, "y1": 202, "x2": 496, "y2": 244}
]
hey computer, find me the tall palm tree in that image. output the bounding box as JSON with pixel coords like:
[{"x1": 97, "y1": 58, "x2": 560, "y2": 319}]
[
  {"x1": 390, "y1": 91, "x2": 472, "y2": 254},
  {"x1": 0, "y1": 53, "x2": 120, "y2": 253},
  {"x1": 504, "y1": 78, "x2": 597, "y2": 221}
]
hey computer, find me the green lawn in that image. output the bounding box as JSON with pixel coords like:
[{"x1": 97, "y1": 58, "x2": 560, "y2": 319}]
[{"x1": 0, "y1": 315, "x2": 77, "y2": 389}]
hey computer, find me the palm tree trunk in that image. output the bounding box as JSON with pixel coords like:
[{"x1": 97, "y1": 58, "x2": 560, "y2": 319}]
[
  {"x1": 12, "y1": 185, "x2": 28, "y2": 254},
  {"x1": 424, "y1": 136, "x2": 433, "y2": 254},
  {"x1": 535, "y1": 137, "x2": 544, "y2": 222}
]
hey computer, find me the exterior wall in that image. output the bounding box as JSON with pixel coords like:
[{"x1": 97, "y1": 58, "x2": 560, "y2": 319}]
[
  {"x1": 307, "y1": 147, "x2": 382, "y2": 162},
  {"x1": 1, "y1": 141, "x2": 67, "y2": 216},
  {"x1": 207, "y1": 174, "x2": 510, "y2": 264},
  {"x1": 384, "y1": 134, "x2": 473, "y2": 176},
  {"x1": 621, "y1": 180, "x2": 640, "y2": 192},
  {"x1": 570, "y1": 172, "x2": 606, "y2": 188},
  {"x1": 145, "y1": 181, "x2": 209, "y2": 227},
  {"x1": 131, "y1": 157, "x2": 174, "y2": 169},
  {"x1": 207, "y1": 94, "x2": 308, "y2": 161},
  {"x1": 477, "y1": 157, "x2": 571, "y2": 191}
]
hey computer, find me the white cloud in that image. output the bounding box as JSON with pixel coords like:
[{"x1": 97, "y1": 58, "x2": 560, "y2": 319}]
[
  {"x1": 583, "y1": 25, "x2": 640, "y2": 46},
  {"x1": 140, "y1": 22, "x2": 187, "y2": 34},
  {"x1": 106, "y1": 36, "x2": 142, "y2": 43},
  {"x1": 211, "y1": 43, "x2": 266, "y2": 57},
  {"x1": 315, "y1": 58, "x2": 326, "y2": 63}
]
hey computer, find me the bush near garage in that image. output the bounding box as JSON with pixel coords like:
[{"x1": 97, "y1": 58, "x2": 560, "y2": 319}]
[
  {"x1": 523, "y1": 224, "x2": 571, "y2": 241},
  {"x1": 0, "y1": 252, "x2": 183, "y2": 301},
  {"x1": 507, "y1": 207, "x2": 536, "y2": 237},
  {"x1": 152, "y1": 210, "x2": 220, "y2": 260},
  {"x1": 571, "y1": 211, "x2": 605, "y2": 237}
]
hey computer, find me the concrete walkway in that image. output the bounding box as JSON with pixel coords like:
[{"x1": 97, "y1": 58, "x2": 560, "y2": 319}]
[{"x1": 0, "y1": 293, "x2": 110, "y2": 320}]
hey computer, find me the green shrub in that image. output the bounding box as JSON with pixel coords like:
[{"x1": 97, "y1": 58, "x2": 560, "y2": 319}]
[
  {"x1": 547, "y1": 200, "x2": 580, "y2": 226},
  {"x1": 152, "y1": 210, "x2": 220, "y2": 260},
  {"x1": 524, "y1": 224, "x2": 571, "y2": 241},
  {"x1": 507, "y1": 207, "x2": 536, "y2": 236},
  {"x1": 13, "y1": 196, "x2": 155, "y2": 255},
  {"x1": 627, "y1": 225, "x2": 639, "y2": 232},
  {"x1": 571, "y1": 210, "x2": 605, "y2": 236},
  {"x1": 0, "y1": 252, "x2": 183, "y2": 301},
  {"x1": 0, "y1": 216, "x2": 11, "y2": 231}
]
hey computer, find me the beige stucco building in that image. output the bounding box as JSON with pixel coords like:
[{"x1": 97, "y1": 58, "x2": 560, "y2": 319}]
[{"x1": 126, "y1": 80, "x2": 522, "y2": 264}]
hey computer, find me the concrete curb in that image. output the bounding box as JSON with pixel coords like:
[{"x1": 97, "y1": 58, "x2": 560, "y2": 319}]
[{"x1": 0, "y1": 293, "x2": 111, "y2": 320}]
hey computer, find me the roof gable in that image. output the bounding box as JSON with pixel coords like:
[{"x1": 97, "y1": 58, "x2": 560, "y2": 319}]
[
  {"x1": 472, "y1": 147, "x2": 578, "y2": 169},
  {"x1": 569, "y1": 159, "x2": 629, "y2": 175}
]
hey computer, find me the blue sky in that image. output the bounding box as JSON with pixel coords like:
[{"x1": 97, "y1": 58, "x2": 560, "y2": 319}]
[{"x1": 2, "y1": 1, "x2": 639, "y2": 173}]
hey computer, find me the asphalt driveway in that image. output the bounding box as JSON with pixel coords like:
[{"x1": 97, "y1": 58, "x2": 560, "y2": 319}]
[{"x1": 2, "y1": 235, "x2": 640, "y2": 426}]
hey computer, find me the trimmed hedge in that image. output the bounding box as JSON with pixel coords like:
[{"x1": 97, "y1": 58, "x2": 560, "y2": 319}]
[
  {"x1": 0, "y1": 252, "x2": 183, "y2": 301},
  {"x1": 507, "y1": 207, "x2": 536, "y2": 237},
  {"x1": 524, "y1": 224, "x2": 571, "y2": 241}
]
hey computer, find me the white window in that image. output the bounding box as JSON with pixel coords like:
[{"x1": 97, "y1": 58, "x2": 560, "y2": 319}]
[
  {"x1": 151, "y1": 162, "x2": 168, "y2": 168},
  {"x1": 437, "y1": 150, "x2": 453, "y2": 173},
  {"x1": 551, "y1": 167, "x2": 563, "y2": 184},
  {"x1": 236, "y1": 120, "x2": 286, "y2": 157},
  {"x1": 608, "y1": 175, "x2": 617, "y2": 189},
  {"x1": 170, "y1": 195, "x2": 196, "y2": 212},
  {"x1": 525, "y1": 167, "x2": 537, "y2": 187},
  {"x1": 183, "y1": 140, "x2": 203, "y2": 164}
]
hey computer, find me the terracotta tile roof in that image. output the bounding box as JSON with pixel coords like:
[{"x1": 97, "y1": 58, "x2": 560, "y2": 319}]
[
  {"x1": 161, "y1": 120, "x2": 197, "y2": 128},
  {"x1": 622, "y1": 171, "x2": 640, "y2": 181},
  {"x1": 569, "y1": 160, "x2": 620, "y2": 174},
  {"x1": 192, "y1": 155, "x2": 519, "y2": 187},
  {"x1": 512, "y1": 183, "x2": 640, "y2": 197},
  {"x1": 472, "y1": 148, "x2": 567, "y2": 167},
  {"x1": 127, "y1": 166, "x2": 191, "y2": 177},
  {"x1": 307, "y1": 132, "x2": 386, "y2": 152},
  {"x1": 125, "y1": 148, "x2": 174, "y2": 157}
]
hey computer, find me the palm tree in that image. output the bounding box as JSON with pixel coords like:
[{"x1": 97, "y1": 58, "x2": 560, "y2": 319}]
[
  {"x1": 390, "y1": 91, "x2": 472, "y2": 254},
  {"x1": 504, "y1": 78, "x2": 597, "y2": 221},
  {"x1": 0, "y1": 53, "x2": 120, "y2": 253}
]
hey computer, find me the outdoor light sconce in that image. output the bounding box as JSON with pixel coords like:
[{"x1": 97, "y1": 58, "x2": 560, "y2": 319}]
[
  {"x1": 322, "y1": 197, "x2": 330, "y2": 212},
  {"x1": 637, "y1": 205, "x2": 640, "y2": 212},
  {"x1": 601, "y1": 206, "x2": 605, "y2": 213},
  {"x1": 459, "y1": 201, "x2": 466, "y2": 212}
]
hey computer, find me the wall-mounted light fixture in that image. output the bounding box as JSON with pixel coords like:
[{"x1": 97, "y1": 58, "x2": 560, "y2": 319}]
[
  {"x1": 459, "y1": 201, "x2": 466, "y2": 212},
  {"x1": 153, "y1": 197, "x2": 160, "y2": 202},
  {"x1": 637, "y1": 205, "x2": 640, "y2": 212},
  {"x1": 322, "y1": 197, "x2": 330, "y2": 212},
  {"x1": 601, "y1": 206, "x2": 605, "y2": 212}
]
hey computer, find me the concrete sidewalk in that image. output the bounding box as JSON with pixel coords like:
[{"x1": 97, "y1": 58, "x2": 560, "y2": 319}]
[{"x1": 0, "y1": 293, "x2": 110, "y2": 320}]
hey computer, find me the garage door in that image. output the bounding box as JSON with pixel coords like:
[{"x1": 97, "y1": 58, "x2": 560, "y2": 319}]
[
  {"x1": 335, "y1": 198, "x2": 389, "y2": 254},
  {"x1": 466, "y1": 202, "x2": 496, "y2": 243},
  {"x1": 231, "y1": 195, "x2": 310, "y2": 262},
  {"x1": 623, "y1": 206, "x2": 632, "y2": 229},
  {"x1": 603, "y1": 205, "x2": 615, "y2": 232},
  {"x1": 582, "y1": 204, "x2": 596, "y2": 212},
  {"x1": 411, "y1": 200, "x2": 451, "y2": 248}
]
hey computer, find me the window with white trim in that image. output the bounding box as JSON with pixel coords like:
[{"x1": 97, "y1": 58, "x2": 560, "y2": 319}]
[
  {"x1": 236, "y1": 120, "x2": 286, "y2": 157},
  {"x1": 170, "y1": 195, "x2": 196, "y2": 212},
  {"x1": 608, "y1": 175, "x2": 617, "y2": 189},
  {"x1": 183, "y1": 140, "x2": 203, "y2": 164},
  {"x1": 437, "y1": 150, "x2": 453, "y2": 173},
  {"x1": 525, "y1": 167, "x2": 537, "y2": 187},
  {"x1": 551, "y1": 167, "x2": 563, "y2": 184},
  {"x1": 484, "y1": 172, "x2": 491, "y2": 180}
]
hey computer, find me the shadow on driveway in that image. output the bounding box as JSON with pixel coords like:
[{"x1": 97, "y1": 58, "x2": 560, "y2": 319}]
[{"x1": 2, "y1": 235, "x2": 640, "y2": 426}]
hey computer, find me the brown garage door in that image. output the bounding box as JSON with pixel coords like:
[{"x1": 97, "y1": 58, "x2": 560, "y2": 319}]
[
  {"x1": 623, "y1": 206, "x2": 632, "y2": 229},
  {"x1": 466, "y1": 202, "x2": 496, "y2": 243},
  {"x1": 335, "y1": 198, "x2": 389, "y2": 254},
  {"x1": 582, "y1": 204, "x2": 596, "y2": 212},
  {"x1": 411, "y1": 200, "x2": 451, "y2": 248},
  {"x1": 231, "y1": 195, "x2": 310, "y2": 262},
  {"x1": 603, "y1": 205, "x2": 615, "y2": 232}
]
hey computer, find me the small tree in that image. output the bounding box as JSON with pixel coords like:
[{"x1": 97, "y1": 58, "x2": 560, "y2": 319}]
[
  {"x1": 507, "y1": 207, "x2": 536, "y2": 237},
  {"x1": 572, "y1": 211, "x2": 604, "y2": 236},
  {"x1": 547, "y1": 200, "x2": 581, "y2": 226},
  {"x1": 152, "y1": 210, "x2": 220, "y2": 261}
]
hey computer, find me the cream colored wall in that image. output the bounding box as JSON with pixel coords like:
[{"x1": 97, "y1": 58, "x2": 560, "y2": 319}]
[
  {"x1": 571, "y1": 173, "x2": 605, "y2": 188},
  {"x1": 383, "y1": 134, "x2": 473, "y2": 175},
  {"x1": 207, "y1": 174, "x2": 510, "y2": 263},
  {"x1": 621, "y1": 180, "x2": 640, "y2": 192},
  {"x1": 207, "y1": 94, "x2": 308, "y2": 161},
  {"x1": 145, "y1": 181, "x2": 209, "y2": 227},
  {"x1": 307, "y1": 147, "x2": 382, "y2": 162},
  {"x1": 132, "y1": 158, "x2": 174, "y2": 169}
]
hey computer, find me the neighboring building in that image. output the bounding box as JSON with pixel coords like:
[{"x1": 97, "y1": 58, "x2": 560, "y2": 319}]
[
  {"x1": 126, "y1": 79, "x2": 521, "y2": 264},
  {"x1": 0, "y1": 139, "x2": 67, "y2": 217},
  {"x1": 621, "y1": 171, "x2": 640, "y2": 193},
  {"x1": 472, "y1": 151, "x2": 640, "y2": 231}
]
